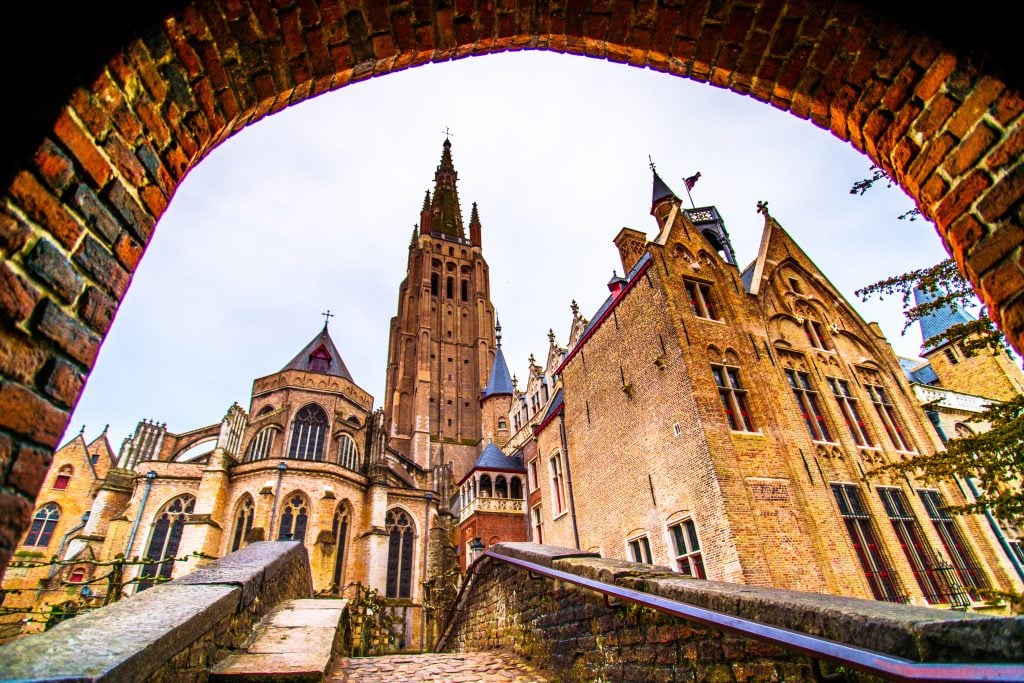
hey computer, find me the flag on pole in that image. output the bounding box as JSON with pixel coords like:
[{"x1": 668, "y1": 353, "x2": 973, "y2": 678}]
[{"x1": 684, "y1": 172, "x2": 701, "y2": 190}]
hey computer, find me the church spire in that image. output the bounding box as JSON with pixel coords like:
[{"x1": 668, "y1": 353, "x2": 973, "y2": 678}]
[
  {"x1": 469, "y1": 201, "x2": 482, "y2": 247},
  {"x1": 430, "y1": 138, "x2": 465, "y2": 239}
]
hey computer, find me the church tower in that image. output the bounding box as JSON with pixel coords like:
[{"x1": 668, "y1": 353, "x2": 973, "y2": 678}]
[{"x1": 383, "y1": 139, "x2": 498, "y2": 481}]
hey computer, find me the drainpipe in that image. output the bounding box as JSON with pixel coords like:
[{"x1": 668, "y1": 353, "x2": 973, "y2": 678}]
[
  {"x1": 420, "y1": 491, "x2": 433, "y2": 652},
  {"x1": 267, "y1": 461, "x2": 287, "y2": 540},
  {"x1": 963, "y1": 476, "x2": 1024, "y2": 582},
  {"x1": 125, "y1": 471, "x2": 157, "y2": 558},
  {"x1": 558, "y1": 411, "x2": 580, "y2": 550},
  {"x1": 46, "y1": 512, "x2": 90, "y2": 580}
]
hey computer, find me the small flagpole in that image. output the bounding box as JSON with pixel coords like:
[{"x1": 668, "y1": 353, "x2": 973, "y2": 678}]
[{"x1": 684, "y1": 183, "x2": 696, "y2": 209}]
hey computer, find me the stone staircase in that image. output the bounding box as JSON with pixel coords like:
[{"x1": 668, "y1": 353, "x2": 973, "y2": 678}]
[{"x1": 210, "y1": 598, "x2": 350, "y2": 682}]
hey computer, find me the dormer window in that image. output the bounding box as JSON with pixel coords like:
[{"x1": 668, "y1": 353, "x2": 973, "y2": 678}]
[{"x1": 309, "y1": 345, "x2": 332, "y2": 373}]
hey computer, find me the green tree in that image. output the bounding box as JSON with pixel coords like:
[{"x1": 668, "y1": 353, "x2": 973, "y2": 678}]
[{"x1": 852, "y1": 167, "x2": 1022, "y2": 525}]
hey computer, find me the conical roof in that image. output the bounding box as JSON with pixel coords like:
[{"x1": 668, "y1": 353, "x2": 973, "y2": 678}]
[
  {"x1": 914, "y1": 287, "x2": 974, "y2": 352},
  {"x1": 281, "y1": 325, "x2": 354, "y2": 380},
  {"x1": 482, "y1": 345, "x2": 514, "y2": 398},
  {"x1": 651, "y1": 167, "x2": 677, "y2": 206}
]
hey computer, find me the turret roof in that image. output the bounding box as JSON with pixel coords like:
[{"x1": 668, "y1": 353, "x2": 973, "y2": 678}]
[
  {"x1": 914, "y1": 287, "x2": 974, "y2": 352},
  {"x1": 281, "y1": 324, "x2": 354, "y2": 381}
]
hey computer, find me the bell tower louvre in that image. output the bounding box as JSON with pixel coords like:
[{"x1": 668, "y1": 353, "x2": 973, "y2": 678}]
[{"x1": 383, "y1": 139, "x2": 498, "y2": 482}]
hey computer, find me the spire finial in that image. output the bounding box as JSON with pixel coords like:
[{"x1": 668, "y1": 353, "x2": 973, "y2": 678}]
[
  {"x1": 321, "y1": 309, "x2": 334, "y2": 328},
  {"x1": 495, "y1": 315, "x2": 502, "y2": 347},
  {"x1": 756, "y1": 200, "x2": 770, "y2": 216},
  {"x1": 571, "y1": 299, "x2": 580, "y2": 317},
  {"x1": 529, "y1": 353, "x2": 537, "y2": 366},
  {"x1": 79, "y1": 424, "x2": 86, "y2": 435},
  {"x1": 548, "y1": 328, "x2": 556, "y2": 345},
  {"x1": 648, "y1": 155, "x2": 656, "y2": 172},
  {"x1": 102, "y1": 424, "x2": 109, "y2": 434}
]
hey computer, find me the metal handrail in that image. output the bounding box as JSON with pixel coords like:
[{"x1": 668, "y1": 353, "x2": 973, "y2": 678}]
[{"x1": 436, "y1": 550, "x2": 1024, "y2": 682}]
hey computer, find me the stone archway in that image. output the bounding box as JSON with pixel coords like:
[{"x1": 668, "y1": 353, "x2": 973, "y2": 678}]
[{"x1": 0, "y1": 0, "x2": 1021, "y2": 576}]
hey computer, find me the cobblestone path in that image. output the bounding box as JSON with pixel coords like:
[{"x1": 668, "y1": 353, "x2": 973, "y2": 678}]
[{"x1": 328, "y1": 652, "x2": 552, "y2": 682}]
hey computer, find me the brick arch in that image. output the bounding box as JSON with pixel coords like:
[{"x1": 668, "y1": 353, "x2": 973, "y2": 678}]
[{"x1": 0, "y1": 0, "x2": 1021, "y2": 577}]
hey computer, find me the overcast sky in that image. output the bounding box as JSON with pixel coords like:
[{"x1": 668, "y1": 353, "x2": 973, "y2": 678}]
[{"x1": 65, "y1": 51, "x2": 953, "y2": 452}]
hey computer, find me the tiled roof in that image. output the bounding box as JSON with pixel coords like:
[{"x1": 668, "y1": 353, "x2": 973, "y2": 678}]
[
  {"x1": 914, "y1": 287, "x2": 974, "y2": 352},
  {"x1": 652, "y1": 169, "x2": 676, "y2": 205},
  {"x1": 470, "y1": 442, "x2": 525, "y2": 472},
  {"x1": 281, "y1": 326, "x2": 354, "y2": 381},
  {"x1": 482, "y1": 345, "x2": 514, "y2": 398}
]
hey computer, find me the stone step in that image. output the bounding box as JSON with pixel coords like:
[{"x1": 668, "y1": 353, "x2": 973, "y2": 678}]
[
  {"x1": 328, "y1": 652, "x2": 552, "y2": 682},
  {"x1": 210, "y1": 598, "x2": 350, "y2": 682}
]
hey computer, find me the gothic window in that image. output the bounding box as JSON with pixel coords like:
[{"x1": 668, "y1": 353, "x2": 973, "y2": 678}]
[
  {"x1": 711, "y1": 364, "x2": 755, "y2": 431},
  {"x1": 495, "y1": 476, "x2": 508, "y2": 498},
  {"x1": 446, "y1": 277, "x2": 454, "y2": 299},
  {"x1": 430, "y1": 272, "x2": 439, "y2": 297},
  {"x1": 670, "y1": 519, "x2": 706, "y2": 578},
  {"x1": 138, "y1": 494, "x2": 195, "y2": 591},
  {"x1": 385, "y1": 509, "x2": 415, "y2": 599},
  {"x1": 277, "y1": 494, "x2": 309, "y2": 543},
  {"x1": 510, "y1": 477, "x2": 523, "y2": 499},
  {"x1": 827, "y1": 378, "x2": 873, "y2": 447},
  {"x1": 288, "y1": 404, "x2": 328, "y2": 461},
  {"x1": 877, "y1": 487, "x2": 947, "y2": 604},
  {"x1": 918, "y1": 489, "x2": 990, "y2": 599},
  {"x1": 337, "y1": 433, "x2": 358, "y2": 471},
  {"x1": 785, "y1": 369, "x2": 832, "y2": 442},
  {"x1": 683, "y1": 280, "x2": 719, "y2": 320},
  {"x1": 479, "y1": 475, "x2": 493, "y2": 497},
  {"x1": 332, "y1": 504, "x2": 350, "y2": 593},
  {"x1": 53, "y1": 464, "x2": 73, "y2": 490},
  {"x1": 247, "y1": 427, "x2": 276, "y2": 462},
  {"x1": 230, "y1": 495, "x2": 255, "y2": 553},
  {"x1": 461, "y1": 279, "x2": 468, "y2": 302},
  {"x1": 531, "y1": 505, "x2": 543, "y2": 543},
  {"x1": 25, "y1": 503, "x2": 60, "y2": 547},
  {"x1": 803, "y1": 319, "x2": 832, "y2": 350},
  {"x1": 865, "y1": 385, "x2": 914, "y2": 452},
  {"x1": 550, "y1": 454, "x2": 567, "y2": 515},
  {"x1": 628, "y1": 536, "x2": 653, "y2": 564},
  {"x1": 309, "y1": 345, "x2": 332, "y2": 373},
  {"x1": 831, "y1": 483, "x2": 902, "y2": 602}
]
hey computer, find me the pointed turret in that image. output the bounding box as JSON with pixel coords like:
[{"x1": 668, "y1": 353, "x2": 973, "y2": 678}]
[
  {"x1": 430, "y1": 139, "x2": 465, "y2": 239},
  {"x1": 469, "y1": 202, "x2": 482, "y2": 247},
  {"x1": 650, "y1": 162, "x2": 679, "y2": 232},
  {"x1": 482, "y1": 318, "x2": 514, "y2": 398},
  {"x1": 420, "y1": 190, "x2": 432, "y2": 234},
  {"x1": 913, "y1": 287, "x2": 974, "y2": 353},
  {"x1": 281, "y1": 323, "x2": 354, "y2": 381}
]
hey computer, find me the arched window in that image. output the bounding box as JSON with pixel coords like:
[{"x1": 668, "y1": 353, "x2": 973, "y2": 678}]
[
  {"x1": 230, "y1": 496, "x2": 255, "y2": 552},
  {"x1": 337, "y1": 434, "x2": 358, "y2": 471},
  {"x1": 495, "y1": 476, "x2": 508, "y2": 498},
  {"x1": 247, "y1": 427, "x2": 276, "y2": 462},
  {"x1": 277, "y1": 494, "x2": 309, "y2": 542},
  {"x1": 430, "y1": 272, "x2": 439, "y2": 296},
  {"x1": 331, "y1": 504, "x2": 350, "y2": 594},
  {"x1": 25, "y1": 503, "x2": 60, "y2": 546},
  {"x1": 479, "y1": 475, "x2": 493, "y2": 497},
  {"x1": 69, "y1": 567, "x2": 87, "y2": 583},
  {"x1": 446, "y1": 277, "x2": 454, "y2": 299},
  {"x1": 288, "y1": 404, "x2": 328, "y2": 461},
  {"x1": 385, "y1": 509, "x2": 415, "y2": 599},
  {"x1": 510, "y1": 477, "x2": 523, "y2": 499},
  {"x1": 461, "y1": 279, "x2": 468, "y2": 301},
  {"x1": 138, "y1": 494, "x2": 195, "y2": 591},
  {"x1": 53, "y1": 464, "x2": 73, "y2": 490}
]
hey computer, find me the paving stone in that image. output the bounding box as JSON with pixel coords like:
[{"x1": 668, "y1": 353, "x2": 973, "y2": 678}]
[{"x1": 328, "y1": 652, "x2": 552, "y2": 682}]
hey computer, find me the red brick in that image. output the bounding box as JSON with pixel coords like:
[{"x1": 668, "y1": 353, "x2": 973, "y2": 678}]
[
  {"x1": 987, "y1": 128, "x2": 1024, "y2": 173},
  {"x1": 913, "y1": 51, "x2": 956, "y2": 101},
  {"x1": 968, "y1": 225, "x2": 1024, "y2": 279},
  {"x1": 934, "y1": 169, "x2": 992, "y2": 226},
  {"x1": 920, "y1": 174, "x2": 948, "y2": 207},
  {"x1": 978, "y1": 165, "x2": 1024, "y2": 223},
  {"x1": 53, "y1": 110, "x2": 112, "y2": 188},
  {"x1": 73, "y1": 184, "x2": 122, "y2": 246},
  {"x1": 105, "y1": 179, "x2": 155, "y2": 244},
  {"x1": 103, "y1": 131, "x2": 149, "y2": 188},
  {"x1": 9, "y1": 444, "x2": 54, "y2": 497},
  {"x1": 0, "y1": 212, "x2": 31, "y2": 256},
  {"x1": 128, "y1": 41, "x2": 170, "y2": 104},
  {"x1": 78, "y1": 286, "x2": 118, "y2": 335},
  {"x1": 947, "y1": 213, "x2": 987, "y2": 276},
  {"x1": 9, "y1": 171, "x2": 84, "y2": 251},
  {"x1": 0, "y1": 327, "x2": 49, "y2": 385},
  {"x1": 947, "y1": 76, "x2": 1005, "y2": 139},
  {"x1": 992, "y1": 90, "x2": 1024, "y2": 126},
  {"x1": 0, "y1": 382, "x2": 69, "y2": 448},
  {"x1": 23, "y1": 239, "x2": 84, "y2": 305},
  {"x1": 34, "y1": 299, "x2": 101, "y2": 368},
  {"x1": 911, "y1": 93, "x2": 955, "y2": 140},
  {"x1": 0, "y1": 263, "x2": 41, "y2": 323},
  {"x1": 40, "y1": 357, "x2": 85, "y2": 409},
  {"x1": 906, "y1": 132, "x2": 955, "y2": 194},
  {"x1": 166, "y1": 18, "x2": 205, "y2": 77},
  {"x1": 34, "y1": 138, "x2": 76, "y2": 194},
  {"x1": 73, "y1": 234, "x2": 131, "y2": 299},
  {"x1": 979, "y1": 257, "x2": 1024, "y2": 311},
  {"x1": 941, "y1": 123, "x2": 998, "y2": 178},
  {"x1": 68, "y1": 88, "x2": 112, "y2": 141}
]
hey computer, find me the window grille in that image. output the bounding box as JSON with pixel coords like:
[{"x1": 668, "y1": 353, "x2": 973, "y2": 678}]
[
  {"x1": 831, "y1": 483, "x2": 904, "y2": 603},
  {"x1": 918, "y1": 489, "x2": 990, "y2": 600},
  {"x1": 877, "y1": 487, "x2": 949, "y2": 604},
  {"x1": 288, "y1": 404, "x2": 328, "y2": 461}
]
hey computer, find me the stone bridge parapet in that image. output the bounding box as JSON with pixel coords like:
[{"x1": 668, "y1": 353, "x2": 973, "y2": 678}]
[
  {"x1": 0, "y1": 541, "x2": 315, "y2": 682},
  {"x1": 440, "y1": 543, "x2": 1024, "y2": 681}
]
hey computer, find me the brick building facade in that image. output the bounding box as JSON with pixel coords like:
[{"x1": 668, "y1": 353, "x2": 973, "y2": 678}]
[{"x1": 512, "y1": 169, "x2": 1023, "y2": 608}]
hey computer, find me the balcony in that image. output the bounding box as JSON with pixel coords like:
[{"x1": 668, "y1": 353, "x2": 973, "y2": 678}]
[{"x1": 458, "y1": 496, "x2": 524, "y2": 522}]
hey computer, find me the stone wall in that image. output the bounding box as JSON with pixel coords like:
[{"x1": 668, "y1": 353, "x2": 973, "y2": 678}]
[
  {"x1": 0, "y1": 541, "x2": 315, "y2": 682},
  {"x1": 440, "y1": 543, "x2": 1024, "y2": 682}
]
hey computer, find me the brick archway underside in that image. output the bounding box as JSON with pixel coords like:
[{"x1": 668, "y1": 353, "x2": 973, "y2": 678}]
[{"x1": 0, "y1": 0, "x2": 1021, "y2": 575}]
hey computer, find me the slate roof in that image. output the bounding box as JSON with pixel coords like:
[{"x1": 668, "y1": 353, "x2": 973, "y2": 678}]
[
  {"x1": 739, "y1": 261, "x2": 756, "y2": 292},
  {"x1": 652, "y1": 169, "x2": 677, "y2": 206},
  {"x1": 537, "y1": 388, "x2": 564, "y2": 428},
  {"x1": 472, "y1": 442, "x2": 525, "y2": 471},
  {"x1": 281, "y1": 325, "x2": 354, "y2": 381},
  {"x1": 898, "y1": 356, "x2": 939, "y2": 385},
  {"x1": 481, "y1": 345, "x2": 514, "y2": 398},
  {"x1": 914, "y1": 287, "x2": 974, "y2": 352}
]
